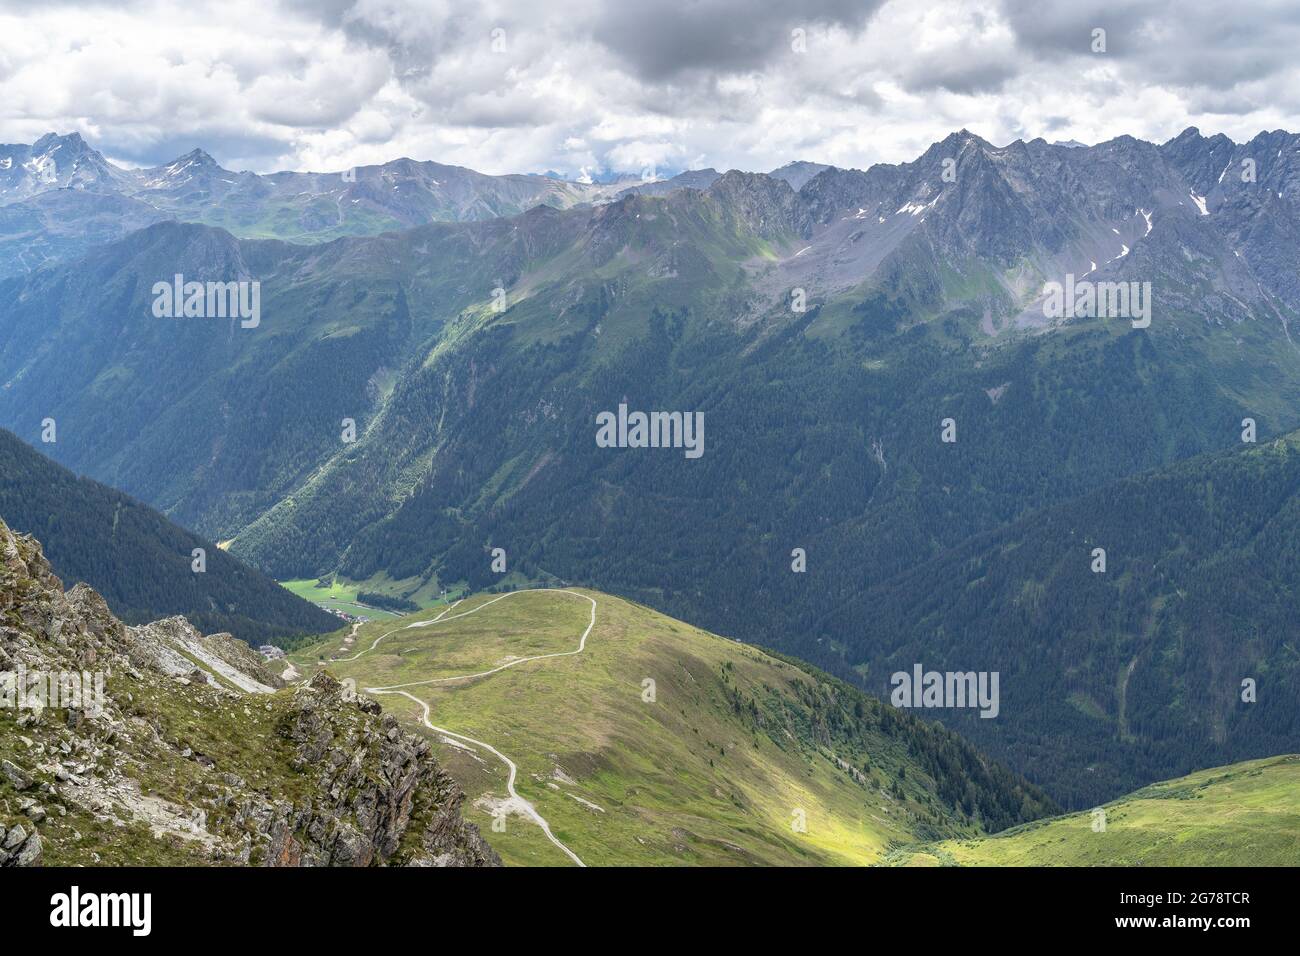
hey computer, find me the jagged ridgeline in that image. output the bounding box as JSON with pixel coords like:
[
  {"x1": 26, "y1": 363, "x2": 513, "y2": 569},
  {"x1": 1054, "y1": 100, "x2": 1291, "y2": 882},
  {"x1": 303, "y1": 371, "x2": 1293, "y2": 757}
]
[
  {"x1": 0, "y1": 132, "x2": 643, "y2": 278},
  {"x1": 0, "y1": 516, "x2": 498, "y2": 867},
  {"x1": 0, "y1": 429, "x2": 336, "y2": 644}
]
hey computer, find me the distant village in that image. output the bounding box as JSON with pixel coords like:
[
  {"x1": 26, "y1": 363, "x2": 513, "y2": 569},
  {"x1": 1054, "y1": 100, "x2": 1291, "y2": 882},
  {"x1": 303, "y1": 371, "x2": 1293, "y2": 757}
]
[
  {"x1": 322, "y1": 605, "x2": 372, "y2": 625},
  {"x1": 257, "y1": 605, "x2": 372, "y2": 661}
]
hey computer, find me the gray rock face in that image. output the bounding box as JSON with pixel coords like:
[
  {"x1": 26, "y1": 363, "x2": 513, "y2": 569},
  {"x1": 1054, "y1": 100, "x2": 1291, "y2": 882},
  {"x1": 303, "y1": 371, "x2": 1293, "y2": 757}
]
[
  {"x1": 706, "y1": 169, "x2": 812, "y2": 240},
  {"x1": 0, "y1": 516, "x2": 499, "y2": 868},
  {"x1": 13, "y1": 831, "x2": 42, "y2": 866},
  {"x1": 1, "y1": 822, "x2": 26, "y2": 850},
  {"x1": 0, "y1": 820, "x2": 41, "y2": 867},
  {"x1": 1, "y1": 758, "x2": 33, "y2": 790},
  {"x1": 250, "y1": 672, "x2": 499, "y2": 867}
]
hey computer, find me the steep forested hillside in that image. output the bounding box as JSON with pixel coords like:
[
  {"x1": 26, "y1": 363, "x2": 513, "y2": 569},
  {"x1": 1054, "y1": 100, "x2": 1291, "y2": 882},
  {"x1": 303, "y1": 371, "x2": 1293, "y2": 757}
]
[
  {"x1": 826, "y1": 433, "x2": 1300, "y2": 806},
  {"x1": 0, "y1": 429, "x2": 336, "y2": 642}
]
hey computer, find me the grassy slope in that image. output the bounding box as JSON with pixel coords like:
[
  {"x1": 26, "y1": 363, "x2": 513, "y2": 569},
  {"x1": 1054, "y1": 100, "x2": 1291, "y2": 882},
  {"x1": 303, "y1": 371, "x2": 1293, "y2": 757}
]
[
  {"x1": 288, "y1": 589, "x2": 1003, "y2": 867},
  {"x1": 280, "y1": 572, "x2": 475, "y2": 619},
  {"x1": 888, "y1": 755, "x2": 1300, "y2": 867},
  {"x1": 279, "y1": 578, "x2": 403, "y2": 620}
]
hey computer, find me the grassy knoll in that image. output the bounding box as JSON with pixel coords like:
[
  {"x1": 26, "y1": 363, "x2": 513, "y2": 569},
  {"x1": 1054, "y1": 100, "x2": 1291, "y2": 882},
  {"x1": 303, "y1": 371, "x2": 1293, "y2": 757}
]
[
  {"x1": 290, "y1": 589, "x2": 1025, "y2": 867},
  {"x1": 888, "y1": 755, "x2": 1300, "y2": 866}
]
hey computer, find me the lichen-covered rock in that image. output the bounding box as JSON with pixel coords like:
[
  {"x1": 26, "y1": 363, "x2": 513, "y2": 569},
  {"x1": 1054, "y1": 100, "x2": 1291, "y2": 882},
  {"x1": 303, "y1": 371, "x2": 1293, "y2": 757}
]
[
  {"x1": 13, "y1": 830, "x2": 42, "y2": 866},
  {"x1": 1, "y1": 758, "x2": 33, "y2": 790}
]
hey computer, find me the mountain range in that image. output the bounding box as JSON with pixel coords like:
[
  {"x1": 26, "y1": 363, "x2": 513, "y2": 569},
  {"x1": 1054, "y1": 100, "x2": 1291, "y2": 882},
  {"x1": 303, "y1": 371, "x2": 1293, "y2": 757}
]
[
  {"x1": 4, "y1": 125, "x2": 1300, "y2": 812},
  {"x1": 0, "y1": 132, "x2": 828, "y2": 278}
]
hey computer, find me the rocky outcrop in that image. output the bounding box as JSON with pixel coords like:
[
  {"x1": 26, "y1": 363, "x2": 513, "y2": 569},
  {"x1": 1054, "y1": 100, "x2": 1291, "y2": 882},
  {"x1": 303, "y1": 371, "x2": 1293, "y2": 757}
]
[
  {"x1": 0, "y1": 821, "x2": 42, "y2": 866},
  {"x1": 705, "y1": 170, "x2": 812, "y2": 240},
  {"x1": 251, "y1": 672, "x2": 498, "y2": 867},
  {"x1": 128, "y1": 615, "x2": 285, "y2": 693},
  {"x1": 0, "y1": 517, "x2": 499, "y2": 867}
]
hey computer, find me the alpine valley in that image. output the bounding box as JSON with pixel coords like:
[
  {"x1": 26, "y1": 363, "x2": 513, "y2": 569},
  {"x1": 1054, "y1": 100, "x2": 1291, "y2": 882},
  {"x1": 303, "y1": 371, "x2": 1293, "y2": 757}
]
[{"x1": 2, "y1": 126, "x2": 1300, "y2": 866}]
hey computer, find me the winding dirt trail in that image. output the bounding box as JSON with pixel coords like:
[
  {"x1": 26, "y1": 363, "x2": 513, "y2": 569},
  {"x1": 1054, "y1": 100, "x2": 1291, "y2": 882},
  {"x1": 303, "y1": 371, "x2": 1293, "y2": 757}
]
[
  {"x1": 367, "y1": 589, "x2": 596, "y2": 691},
  {"x1": 339, "y1": 588, "x2": 597, "y2": 867},
  {"x1": 389, "y1": 689, "x2": 586, "y2": 866},
  {"x1": 330, "y1": 599, "x2": 463, "y2": 663}
]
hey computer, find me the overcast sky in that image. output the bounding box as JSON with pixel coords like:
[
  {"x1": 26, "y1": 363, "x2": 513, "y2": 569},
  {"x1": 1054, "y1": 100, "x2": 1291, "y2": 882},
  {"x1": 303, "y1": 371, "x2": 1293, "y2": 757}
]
[{"x1": 2, "y1": 0, "x2": 1298, "y2": 178}]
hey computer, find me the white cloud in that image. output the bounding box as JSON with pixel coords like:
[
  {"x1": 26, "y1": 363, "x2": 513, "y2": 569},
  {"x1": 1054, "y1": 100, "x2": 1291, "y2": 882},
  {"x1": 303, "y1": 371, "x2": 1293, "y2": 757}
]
[{"x1": 2, "y1": 0, "x2": 1300, "y2": 177}]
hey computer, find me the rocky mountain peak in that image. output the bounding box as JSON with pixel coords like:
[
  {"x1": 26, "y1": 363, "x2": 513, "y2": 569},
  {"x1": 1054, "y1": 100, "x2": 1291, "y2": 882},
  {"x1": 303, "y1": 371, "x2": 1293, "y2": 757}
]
[
  {"x1": 706, "y1": 169, "x2": 810, "y2": 239},
  {"x1": 769, "y1": 160, "x2": 833, "y2": 191},
  {"x1": 31, "y1": 131, "x2": 91, "y2": 154},
  {"x1": 0, "y1": 132, "x2": 122, "y2": 203},
  {"x1": 174, "y1": 147, "x2": 221, "y2": 169}
]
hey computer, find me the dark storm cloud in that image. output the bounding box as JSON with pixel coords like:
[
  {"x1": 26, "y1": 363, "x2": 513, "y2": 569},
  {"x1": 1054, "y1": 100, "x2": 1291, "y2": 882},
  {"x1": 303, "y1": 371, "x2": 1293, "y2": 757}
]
[
  {"x1": 263, "y1": 0, "x2": 1300, "y2": 102},
  {"x1": 280, "y1": 0, "x2": 478, "y2": 80},
  {"x1": 1002, "y1": 0, "x2": 1300, "y2": 90},
  {"x1": 590, "y1": 0, "x2": 884, "y2": 80},
  {"x1": 1000, "y1": 0, "x2": 1158, "y2": 57}
]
